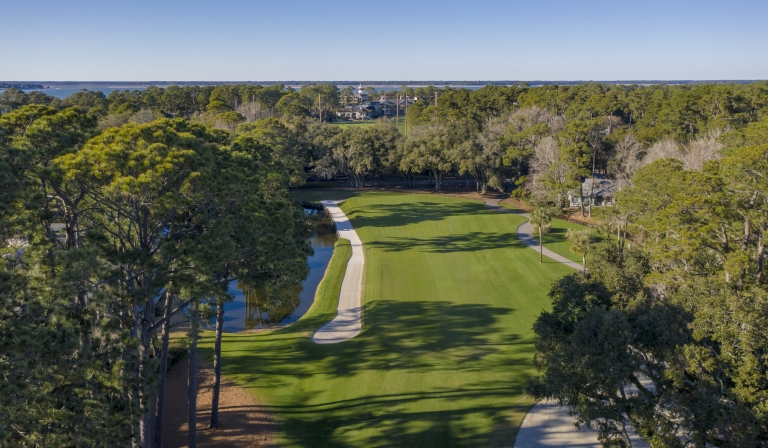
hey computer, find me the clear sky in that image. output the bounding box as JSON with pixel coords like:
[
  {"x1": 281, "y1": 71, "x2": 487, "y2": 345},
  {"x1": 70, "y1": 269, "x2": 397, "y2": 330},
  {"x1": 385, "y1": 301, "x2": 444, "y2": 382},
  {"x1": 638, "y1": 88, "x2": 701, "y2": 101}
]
[{"x1": 3, "y1": 0, "x2": 767, "y2": 81}]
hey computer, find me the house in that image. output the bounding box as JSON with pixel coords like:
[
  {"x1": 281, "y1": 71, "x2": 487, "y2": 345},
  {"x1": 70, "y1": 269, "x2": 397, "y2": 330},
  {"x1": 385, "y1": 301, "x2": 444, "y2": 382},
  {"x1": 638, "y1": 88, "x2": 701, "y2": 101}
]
[
  {"x1": 337, "y1": 104, "x2": 375, "y2": 120},
  {"x1": 336, "y1": 86, "x2": 416, "y2": 120},
  {"x1": 568, "y1": 178, "x2": 616, "y2": 208}
]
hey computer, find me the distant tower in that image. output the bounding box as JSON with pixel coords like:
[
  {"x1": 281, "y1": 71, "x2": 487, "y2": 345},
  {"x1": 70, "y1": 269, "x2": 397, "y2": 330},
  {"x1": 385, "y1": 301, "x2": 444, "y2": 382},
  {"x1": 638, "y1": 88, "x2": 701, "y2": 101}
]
[{"x1": 357, "y1": 84, "x2": 367, "y2": 103}]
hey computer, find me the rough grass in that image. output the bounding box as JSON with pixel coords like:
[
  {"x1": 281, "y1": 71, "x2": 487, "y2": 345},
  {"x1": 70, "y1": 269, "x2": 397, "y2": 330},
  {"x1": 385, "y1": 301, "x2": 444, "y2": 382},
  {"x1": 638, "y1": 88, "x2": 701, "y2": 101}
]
[{"x1": 200, "y1": 193, "x2": 573, "y2": 447}]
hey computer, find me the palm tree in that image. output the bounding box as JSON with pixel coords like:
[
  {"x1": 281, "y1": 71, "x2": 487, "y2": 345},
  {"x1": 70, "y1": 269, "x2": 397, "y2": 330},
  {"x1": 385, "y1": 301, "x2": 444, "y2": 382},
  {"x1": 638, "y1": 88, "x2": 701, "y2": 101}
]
[
  {"x1": 529, "y1": 207, "x2": 552, "y2": 263},
  {"x1": 566, "y1": 228, "x2": 593, "y2": 270}
]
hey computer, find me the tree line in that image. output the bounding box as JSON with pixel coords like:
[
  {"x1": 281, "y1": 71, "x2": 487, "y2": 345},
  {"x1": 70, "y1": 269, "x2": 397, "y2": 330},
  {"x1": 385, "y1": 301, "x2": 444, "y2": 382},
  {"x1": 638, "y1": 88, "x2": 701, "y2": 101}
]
[
  {"x1": 6, "y1": 81, "x2": 767, "y2": 200},
  {"x1": 5, "y1": 81, "x2": 768, "y2": 446},
  {"x1": 0, "y1": 105, "x2": 312, "y2": 447},
  {"x1": 528, "y1": 115, "x2": 768, "y2": 446}
]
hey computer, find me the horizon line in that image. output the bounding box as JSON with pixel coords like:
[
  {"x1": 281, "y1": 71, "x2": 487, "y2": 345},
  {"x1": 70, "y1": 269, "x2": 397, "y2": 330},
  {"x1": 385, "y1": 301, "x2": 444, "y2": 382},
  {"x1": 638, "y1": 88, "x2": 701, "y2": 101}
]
[{"x1": 3, "y1": 79, "x2": 766, "y2": 84}]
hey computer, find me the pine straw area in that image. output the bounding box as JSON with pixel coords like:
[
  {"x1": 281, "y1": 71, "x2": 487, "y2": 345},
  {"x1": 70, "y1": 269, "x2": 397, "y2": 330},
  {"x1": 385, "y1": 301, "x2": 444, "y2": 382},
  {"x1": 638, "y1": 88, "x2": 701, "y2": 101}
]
[{"x1": 163, "y1": 356, "x2": 274, "y2": 448}]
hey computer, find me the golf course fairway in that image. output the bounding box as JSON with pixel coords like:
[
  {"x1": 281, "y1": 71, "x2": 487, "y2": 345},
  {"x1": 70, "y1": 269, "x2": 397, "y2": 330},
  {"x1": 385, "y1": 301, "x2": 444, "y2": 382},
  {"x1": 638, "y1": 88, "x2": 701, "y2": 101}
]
[{"x1": 199, "y1": 192, "x2": 574, "y2": 447}]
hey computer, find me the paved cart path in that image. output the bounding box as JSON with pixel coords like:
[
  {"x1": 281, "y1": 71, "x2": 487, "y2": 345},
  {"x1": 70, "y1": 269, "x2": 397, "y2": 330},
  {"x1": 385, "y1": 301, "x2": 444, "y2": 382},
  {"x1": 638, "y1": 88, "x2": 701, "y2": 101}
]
[
  {"x1": 312, "y1": 200, "x2": 364, "y2": 344},
  {"x1": 484, "y1": 199, "x2": 584, "y2": 271},
  {"x1": 483, "y1": 199, "x2": 649, "y2": 448}
]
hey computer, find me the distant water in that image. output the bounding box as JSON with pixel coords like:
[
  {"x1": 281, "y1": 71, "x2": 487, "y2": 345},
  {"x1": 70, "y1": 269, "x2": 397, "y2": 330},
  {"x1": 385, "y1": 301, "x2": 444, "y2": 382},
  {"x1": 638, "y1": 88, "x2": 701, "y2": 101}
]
[
  {"x1": 0, "y1": 87, "x2": 147, "y2": 99},
  {"x1": 2, "y1": 85, "x2": 497, "y2": 100},
  {"x1": 333, "y1": 85, "x2": 491, "y2": 93}
]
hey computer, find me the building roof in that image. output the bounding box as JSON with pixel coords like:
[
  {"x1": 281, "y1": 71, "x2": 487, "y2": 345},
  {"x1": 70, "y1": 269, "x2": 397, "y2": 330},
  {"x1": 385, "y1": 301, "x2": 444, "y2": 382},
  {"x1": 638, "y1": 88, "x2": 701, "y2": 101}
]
[{"x1": 579, "y1": 178, "x2": 616, "y2": 197}]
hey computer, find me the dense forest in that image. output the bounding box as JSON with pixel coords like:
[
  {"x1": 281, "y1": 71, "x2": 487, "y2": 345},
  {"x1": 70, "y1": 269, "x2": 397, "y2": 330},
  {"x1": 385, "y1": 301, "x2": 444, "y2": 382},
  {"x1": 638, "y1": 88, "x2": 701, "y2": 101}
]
[
  {"x1": 3, "y1": 81, "x2": 768, "y2": 194},
  {"x1": 528, "y1": 116, "x2": 768, "y2": 446},
  {"x1": 0, "y1": 105, "x2": 312, "y2": 447},
  {"x1": 3, "y1": 81, "x2": 768, "y2": 446}
]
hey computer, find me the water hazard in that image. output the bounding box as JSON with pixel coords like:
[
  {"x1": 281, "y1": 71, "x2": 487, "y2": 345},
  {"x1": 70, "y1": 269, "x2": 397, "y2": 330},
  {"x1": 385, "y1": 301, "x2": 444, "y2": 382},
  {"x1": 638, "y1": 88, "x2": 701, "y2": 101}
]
[{"x1": 219, "y1": 211, "x2": 337, "y2": 332}]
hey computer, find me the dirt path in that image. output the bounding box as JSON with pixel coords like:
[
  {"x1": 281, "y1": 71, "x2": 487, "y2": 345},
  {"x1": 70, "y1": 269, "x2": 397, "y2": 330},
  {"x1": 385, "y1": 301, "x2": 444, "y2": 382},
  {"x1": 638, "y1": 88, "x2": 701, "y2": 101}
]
[
  {"x1": 311, "y1": 200, "x2": 364, "y2": 344},
  {"x1": 162, "y1": 356, "x2": 274, "y2": 448}
]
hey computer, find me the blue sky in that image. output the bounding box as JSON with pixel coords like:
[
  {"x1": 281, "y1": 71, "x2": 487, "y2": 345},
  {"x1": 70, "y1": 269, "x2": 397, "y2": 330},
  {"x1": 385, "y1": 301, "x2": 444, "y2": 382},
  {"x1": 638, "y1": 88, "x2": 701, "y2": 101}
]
[{"x1": 2, "y1": 0, "x2": 766, "y2": 81}]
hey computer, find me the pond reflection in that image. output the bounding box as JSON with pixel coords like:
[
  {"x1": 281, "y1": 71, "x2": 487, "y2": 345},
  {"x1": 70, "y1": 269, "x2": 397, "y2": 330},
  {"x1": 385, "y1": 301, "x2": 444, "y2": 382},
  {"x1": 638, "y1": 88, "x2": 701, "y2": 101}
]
[{"x1": 219, "y1": 211, "x2": 337, "y2": 332}]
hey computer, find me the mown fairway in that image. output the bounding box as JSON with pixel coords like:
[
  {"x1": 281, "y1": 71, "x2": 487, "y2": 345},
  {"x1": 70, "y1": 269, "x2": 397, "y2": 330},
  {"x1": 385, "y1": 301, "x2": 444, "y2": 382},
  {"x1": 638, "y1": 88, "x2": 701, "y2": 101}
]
[{"x1": 200, "y1": 192, "x2": 572, "y2": 447}]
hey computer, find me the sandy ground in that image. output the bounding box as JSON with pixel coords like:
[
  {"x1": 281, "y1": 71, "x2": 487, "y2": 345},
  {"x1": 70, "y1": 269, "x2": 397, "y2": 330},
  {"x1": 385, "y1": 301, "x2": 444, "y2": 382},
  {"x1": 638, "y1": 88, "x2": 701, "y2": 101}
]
[
  {"x1": 162, "y1": 356, "x2": 274, "y2": 448},
  {"x1": 312, "y1": 200, "x2": 364, "y2": 344}
]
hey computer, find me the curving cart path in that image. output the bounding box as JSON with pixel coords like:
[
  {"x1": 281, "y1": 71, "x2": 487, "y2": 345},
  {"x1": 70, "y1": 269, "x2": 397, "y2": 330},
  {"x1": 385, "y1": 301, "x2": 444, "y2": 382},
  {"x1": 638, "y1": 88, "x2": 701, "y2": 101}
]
[
  {"x1": 484, "y1": 198, "x2": 649, "y2": 448},
  {"x1": 484, "y1": 199, "x2": 583, "y2": 271},
  {"x1": 312, "y1": 200, "x2": 364, "y2": 344}
]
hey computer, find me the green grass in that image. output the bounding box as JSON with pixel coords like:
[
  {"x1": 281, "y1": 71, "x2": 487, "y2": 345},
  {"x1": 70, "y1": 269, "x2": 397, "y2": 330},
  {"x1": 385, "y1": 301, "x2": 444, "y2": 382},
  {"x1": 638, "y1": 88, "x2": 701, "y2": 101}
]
[
  {"x1": 199, "y1": 192, "x2": 573, "y2": 447},
  {"x1": 541, "y1": 218, "x2": 605, "y2": 264},
  {"x1": 331, "y1": 120, "x2": 411, "y2": 135},
  {"x1": 497, "y1": 203, "x2": 604, "y2": 264},
  {"x1": 290, "y1": 189, "x2": 362, "y2": 203}
]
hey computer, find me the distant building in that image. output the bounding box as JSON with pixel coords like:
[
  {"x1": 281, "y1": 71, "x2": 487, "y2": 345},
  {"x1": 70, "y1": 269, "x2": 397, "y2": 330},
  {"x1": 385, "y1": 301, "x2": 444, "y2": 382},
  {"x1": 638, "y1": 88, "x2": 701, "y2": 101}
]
[
  {"x1": 337, "y1": 86, "x2": 415, "y2": 121},
  {"x1": 338, "y1": 104, "x2": 375, "y2": 120},
  {"x1": 568, "y1": 178, "x2": 616, "y2": 208},
  {"x1": 353, "y1": 84, "x2": 367, "y2": 104}
]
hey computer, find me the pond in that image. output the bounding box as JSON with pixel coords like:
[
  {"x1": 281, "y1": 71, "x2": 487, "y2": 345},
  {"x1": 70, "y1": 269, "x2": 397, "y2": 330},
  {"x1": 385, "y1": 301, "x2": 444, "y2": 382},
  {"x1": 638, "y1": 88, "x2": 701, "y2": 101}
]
[{"x1": 217, "y1": 212, "x2": 337, "y2": 332}]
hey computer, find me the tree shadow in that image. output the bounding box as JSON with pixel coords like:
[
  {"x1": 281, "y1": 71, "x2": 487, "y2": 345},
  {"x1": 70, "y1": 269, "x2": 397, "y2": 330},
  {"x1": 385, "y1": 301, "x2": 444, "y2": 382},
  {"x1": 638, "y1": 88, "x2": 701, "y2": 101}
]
[
  {"x1": 368, "y1": 231, "x2": 526, "y2": 253},
  {"x1": 200, "y1": 299, "x2": 536, "y2": 446},
  {"x1": 542, "y1": 227, "x2": 569, "y2": 244},
  {"x1": 209, "y1": 300, "x2": 516, "y2": 379},
  {"x1": 344, "y1": 201, "x2": 491, "y2": 230}
]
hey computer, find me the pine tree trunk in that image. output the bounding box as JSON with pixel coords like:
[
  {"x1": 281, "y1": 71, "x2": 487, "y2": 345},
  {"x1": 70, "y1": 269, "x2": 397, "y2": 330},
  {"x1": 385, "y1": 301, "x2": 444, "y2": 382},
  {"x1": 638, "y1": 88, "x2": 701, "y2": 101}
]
[
  {"x1": 188, "y1": 301, "x2": 199, "y2": 448},
  {"x1": 621, "y1": 224, "x2": 628, "y2": 252},
  {"x1": 139, "y1": 292, "x2": 156, "y2": 448},
  {"x1": 153, "y1": 289, "x2": 173, "y2": 448},
  {"x1": 617, "y1": 222, "x2": 622, "y2": 252},
  {"x1": 210, "y1": 298, "x2": 224, "y2": 429},
  {"x1": 757, "y1": 233, "x2": 765, "y2": 283}
]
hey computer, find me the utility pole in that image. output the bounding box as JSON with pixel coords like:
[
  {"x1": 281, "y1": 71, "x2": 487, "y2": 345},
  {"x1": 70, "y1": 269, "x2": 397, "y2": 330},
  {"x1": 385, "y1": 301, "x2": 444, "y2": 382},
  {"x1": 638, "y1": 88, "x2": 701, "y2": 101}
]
[
  {"x1": 405, "y1": 95, "x2": 408, "y2": 137},
  {"x1": 318, "y1": 93, "x2": 322, "y2": 123},
  {"x1": 396, "y1": 95, "x2": 399, "y2": 130},
  {"x1": 434, "y1": 91, "x2": 438, "y2": 123}
]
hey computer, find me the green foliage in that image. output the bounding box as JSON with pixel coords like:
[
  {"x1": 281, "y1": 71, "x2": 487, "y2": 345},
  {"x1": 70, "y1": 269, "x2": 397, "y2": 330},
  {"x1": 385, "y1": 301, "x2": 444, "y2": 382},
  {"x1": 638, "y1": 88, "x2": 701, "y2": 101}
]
[
  {"x1": 533, "y1": 140, "x2": 768, "y2": 445},
  {"x1": 529, "y1": 206, "x2": 552, "y2": 234},
  {"x1": 566, "y1": 228, "x2": 593, "y2": 267},
  {"x1": 314, "y1": 123, "x2": 399, "y2": 188},
  {"x1": 0, "y1": 109, "x2": 310, "y2": 446}
]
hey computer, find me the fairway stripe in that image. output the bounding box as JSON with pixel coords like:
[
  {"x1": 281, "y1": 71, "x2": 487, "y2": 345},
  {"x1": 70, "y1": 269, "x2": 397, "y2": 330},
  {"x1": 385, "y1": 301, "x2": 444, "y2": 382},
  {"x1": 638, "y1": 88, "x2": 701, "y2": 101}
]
[
  {"x1": 312, "y1": 200, "x2": 364, "y2": 344},
  {"x1": 484, "y1": 199, "x2": 650, "y2": 447}
]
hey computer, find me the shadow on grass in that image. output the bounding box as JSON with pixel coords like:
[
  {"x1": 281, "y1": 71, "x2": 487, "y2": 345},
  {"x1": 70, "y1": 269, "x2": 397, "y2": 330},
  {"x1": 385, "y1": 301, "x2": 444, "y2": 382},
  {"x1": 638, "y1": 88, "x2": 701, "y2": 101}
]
[
  {"x1": 209, "y1": 300, "x2": 517, "y2": 378},
  {"x1": 542, "y1": 226, "x2": 569, "y2": 244},
  {"x1": 274, "y1": 392, "x2": 533, "y2": 448},
  {"x1": 345, "y1": 200, "x2": 490, "y2": 230},
  {"x1": 290, "y1": 189, "x2": 363, "y2": 203},
  {"x1": 368, "y1": 231, "x2": 526, "y2": 253},
  {"x1": 200, "y1": 299, "x2": 533, "y2": 447}
]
